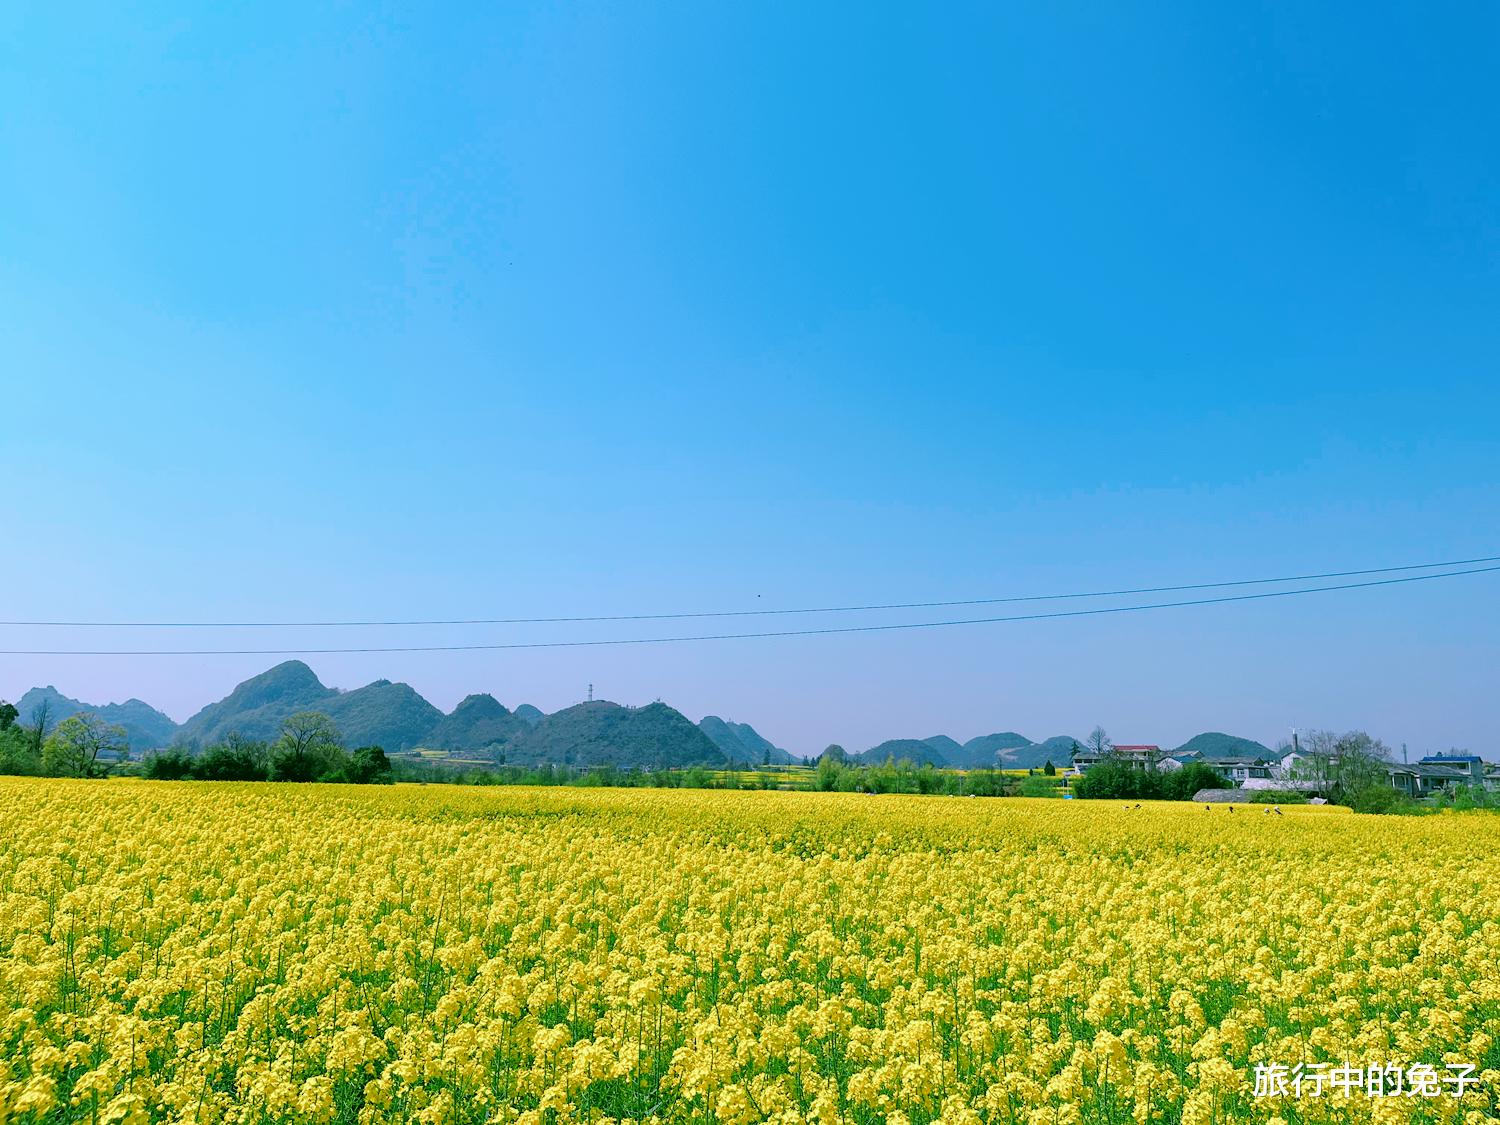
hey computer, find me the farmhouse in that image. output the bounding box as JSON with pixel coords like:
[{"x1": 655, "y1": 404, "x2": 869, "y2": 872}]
[
  {"x1": 1418, "y1": 754, "x2": 1487, "y2": 784},
  {"x1": 1107, "y1": 744, "x2": 1162, "y2": 769},
  {"x1": 1387, "y1": 761, "x2": 1472, "y2": 798},
  {"x1": 1072, "y1": 740, "x2": 1499, "y2": 799},
  {"x1": 1156, "y1": 749, "x2": 1203, "y2": 771},
  {"x1": 1077, "y1": 744, "x2": 1275, "y2": 783},
  {"x1": 1071, "y1": 744, "x2": 1164, "y2": 771},
  {"x1": 1207, "y1": 755, "x2": 1273, "y2": 782}
]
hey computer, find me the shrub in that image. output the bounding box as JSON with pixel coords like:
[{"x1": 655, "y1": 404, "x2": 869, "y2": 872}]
[
  {"x1": 343, "y1": 745, "x2": 394, "y2": 785},
  {"x1": 1350, "y1": 784, "x2": 1420, "y2": 815},
  {"x1": 1451, "y1": 784, "x2": 1495, "y2": 811},
  {"x1": 1249, "y1": 789, "x2": 1310, "y2": 805},
  {"x1": 1018, "y1": 775, "x2": 1064, "y2": 798},
  {"x1": 1073, "y1": 759, "x2": 1161, "y2": 800},
  {"x1": 1157, "y1": 762, "x2": 1229, "y2": 801},
  {"x1": 196, "y1": 744, "x2": 270, "y2": 781},
  {"x1": 0, "y1": 726, "x2": 43, "y2": 776},
  {"x1": 144, "y1": 750, "x2": 197, "y2": 780}
]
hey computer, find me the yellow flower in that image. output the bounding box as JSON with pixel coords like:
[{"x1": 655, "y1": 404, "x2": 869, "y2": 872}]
[{"x1": 1, "y1": 779, "x2": 1495, "y2": 1124}]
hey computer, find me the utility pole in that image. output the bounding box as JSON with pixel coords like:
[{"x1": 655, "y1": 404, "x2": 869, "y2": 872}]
[
  {"x1": 587, "y1": 683, "x2": 593, "y2": 703},
  {"x1": 1402, "y1": 742, "x2": 1408, "y2": 765}
]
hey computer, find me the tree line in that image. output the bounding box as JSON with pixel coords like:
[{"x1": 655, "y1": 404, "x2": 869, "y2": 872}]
[
  {"x1": 4, "y1": 698, "x2": 1490, "y2": 813},
  {"x1": 0, "y1": 698, "x2": 129, "y2": 778},
  {"x1": 145, "y1": 711, "x2": 393, "y2": 783},
  {"x1": 0, "y1": 702, "x2": 392, "y2": 784}
]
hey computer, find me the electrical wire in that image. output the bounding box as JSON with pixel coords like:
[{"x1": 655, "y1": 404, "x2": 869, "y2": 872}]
[
  {"x1": 2, "y1": 553, "x2": 1498, "y2": 628},
  {"x1": 2, "y1": 562, "x2": 1495, "y2": 655}
]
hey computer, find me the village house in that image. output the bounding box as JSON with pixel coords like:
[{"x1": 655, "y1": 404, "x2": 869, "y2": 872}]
[
  {"x1": 1073, "y1": 740, "x2": 1499, "y2": 799},
  {"x1": 1204, "y1": 755, "x2": 1273, "y2": 783},
  {"x1": 1386, "y1": 761, "x2": 1471, "y2": 798},
  {"x1": 1155, "y1": 749, "x2": 1201, "y2": 771},
  {"x1": 1069, "y1": 744, "x2": 1162, "y2": 772},
  {"x1": 1275, "y1": 749, "x2": 1309, "y2": 777},
  {"x1": 1418, "y1": 754, "x2": 1487, "y2": 785}
]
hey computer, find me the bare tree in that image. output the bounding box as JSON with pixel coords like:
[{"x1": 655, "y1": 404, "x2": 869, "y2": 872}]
[
  {"x1": 1328, "y1": 731, "x2": 1393, "y2": 800},
  {"x1": 1289, "y1": 728, "x2": 1392, "y2": 801},
  {"x1": 28, "y1": 697, "x2": 52, "y2": 757},
  {"x1": 1085, "y1": 726, "x2": 1112, "y2": 756},
  {"x1": 270, "y1": 712, "x2": 344, "y2": 781}
]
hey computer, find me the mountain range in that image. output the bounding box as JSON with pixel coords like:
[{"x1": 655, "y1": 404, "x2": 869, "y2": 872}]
[
  {"x1": 698, "y1": 716, "x2": 795, "y2": 764},
  {"x1": 7, "y1": 662, "x2": 1270, "y2": 770},
  {"x1": 16, "y1": 686, "x2": 179, "y2": 751},
  {"x1": 8, "y1": 662, "x2": 788, "y2": 768},
  {"x1": 1171, "y1": 731, "x2": 1273, "y2": 758},
  {"x1": 856, "y1": 732, "x2": 1081, "y2": 770}
]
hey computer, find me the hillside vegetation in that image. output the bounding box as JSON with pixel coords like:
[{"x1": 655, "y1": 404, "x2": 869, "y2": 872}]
[
  {"x1": 510, "y1": 701, "x2": 728, "y2": 769},
  {"x1": 17, "y1": 687, "x2": 178, "y2": 749},
  {"x1": 1174, "y1": 731, "x2": 1274, "y2": 757}
]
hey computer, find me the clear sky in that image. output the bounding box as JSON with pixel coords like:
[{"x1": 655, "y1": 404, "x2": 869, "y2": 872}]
[{"x1": 2, "y1": 3, "x2": 1497, "y2": 757}]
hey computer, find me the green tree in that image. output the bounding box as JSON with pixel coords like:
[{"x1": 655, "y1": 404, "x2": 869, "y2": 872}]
[
  {"x1": 344, "y1": 745, "x2": 394, "y2": 784},
  {"x1": 1073, "y1": 758, "x2": 1160, "y2": 800},
  {"x1": 0, "y1": 701, "x2": 37, "y2": 775},
  {"x1": 0, "y1": 723, "x2": 40, "y2": 775},
  {"x1": 813, "y1": 756, "x2": 841, "y2": 791},
  {"x1": 196, "y1": 734, "x2": 271, "y2": 781},
  {"x1": 1290, "y1": 729, "x2": 1393, "y2": 805},
  {"x1": 144, "y1": 750, "x2": 196, "y2": 780},
  {"x1": 269, "y1": 712, "x2": 345, "y2": 782},
  {"x1": 42, "y1": 713, "x2": 129, "y2": 778},
  {"x1": 1043, "y1": 760, "x2": 1056, "y2": 776},
  {"x1": 1328, "y1": 731, "x2": 1392, "y2": 803},
  {"x1": 1158, "y1": 761, "x2": 1229, "y2": 801}
]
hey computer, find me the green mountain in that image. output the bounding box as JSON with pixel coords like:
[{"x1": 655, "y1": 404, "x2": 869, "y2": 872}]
[
  {"x1": 513, "y1": 704, "x2": 546, "y2": 727},
  {"x1": 175, "y1": 660, "x2": 337, "y2": 746},
  {"x1": 859, "y1": 738, "x2": 950, "y2": 767},
  {"x1": 730, "y1": 721, "x2": 794, "y2": 764},
  {"x1": 922, "y1": 735, "x2": 965, "y2": 762},
  {"x1": 175, "y1": 662, "x2": 443, "y2": 751},
  {"x1": 699, "y1": 716, "x2": 794, "y2": 764},
  {"x1": 1001, "y1": 735, "x2": 1080, "y2": 769},
  {"x1": 425, "y1": 694, "x2": 529, "y2": 753},
  {"x1": 1173, "y1": 732, "x2": 1272, "y2": 759},
  {"x1": 958, "y1": 731, "x2": 1034, "y2": 767},
  {"x1": 510, "y1": 701, "x2": 729, "y2": 769},
  {"x1": 16, "y1": 686, "x2": 179, "y2": 750},
  {"x1": 698, "y1": 716, "x2": 749, "y2": 760},
  {"x1": 321, "y1": 680, "x2": 444, "y2": 751}
]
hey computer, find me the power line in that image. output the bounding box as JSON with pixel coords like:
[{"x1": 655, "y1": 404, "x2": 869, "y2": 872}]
[
  {"x1": 2, "y1": 562, "x2": 1495, "y2": 656},
  {"x1": 3, "y1": 553, "x2": 1498, "y2": 628}
]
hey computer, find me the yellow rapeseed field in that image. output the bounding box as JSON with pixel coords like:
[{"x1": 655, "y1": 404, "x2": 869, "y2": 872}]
[{"x1": 1, "y1": 780, "x2": 1496, "y2": 1125}]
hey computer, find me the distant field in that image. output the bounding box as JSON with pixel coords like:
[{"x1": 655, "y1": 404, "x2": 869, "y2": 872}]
[{"x1": 1, "y1": 780, "x2": 1496, "y2": 1123}]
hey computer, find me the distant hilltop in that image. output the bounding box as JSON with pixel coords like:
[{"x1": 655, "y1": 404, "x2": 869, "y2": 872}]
[
  {"x1": 854, "y1": 733, "x2": 1085, "y2": 770},
  {"x1": 7, "y1": 660, "x2": 1271, "y2": 771},
  {"x1": 8, "y1": 661, "x2": 791, "y2": 770}
]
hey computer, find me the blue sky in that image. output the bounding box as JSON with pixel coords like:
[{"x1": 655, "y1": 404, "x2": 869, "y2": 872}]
[{"x1": 2, "y1": 3, "x2": 1497, "y2": 756}]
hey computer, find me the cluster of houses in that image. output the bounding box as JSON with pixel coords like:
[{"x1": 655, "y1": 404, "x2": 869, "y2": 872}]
[{"x1": 1069, "y1": 743, "x2": 1500, "y2": 799}]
